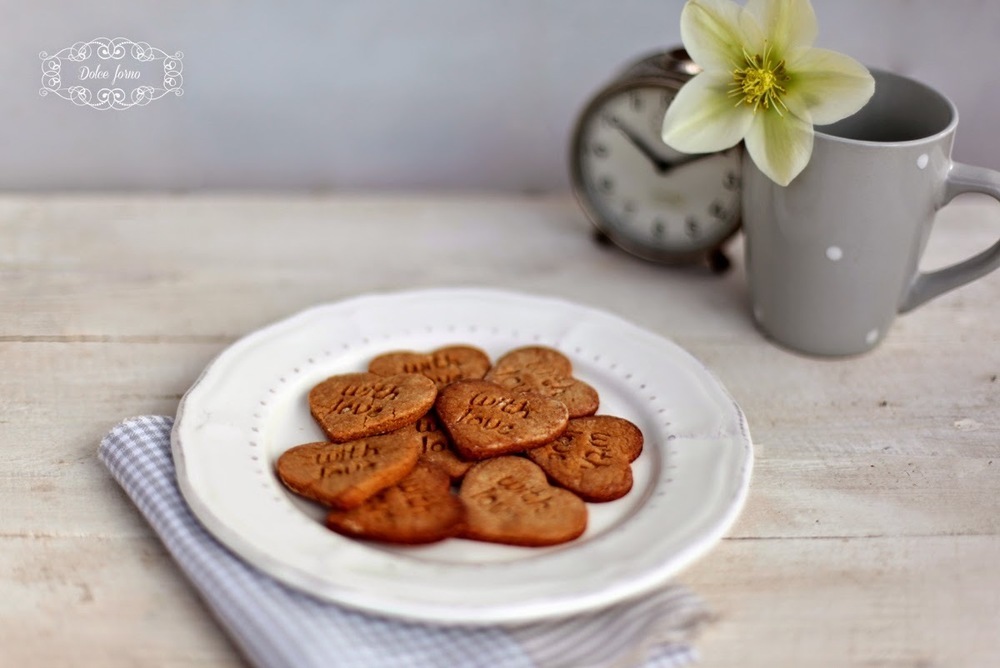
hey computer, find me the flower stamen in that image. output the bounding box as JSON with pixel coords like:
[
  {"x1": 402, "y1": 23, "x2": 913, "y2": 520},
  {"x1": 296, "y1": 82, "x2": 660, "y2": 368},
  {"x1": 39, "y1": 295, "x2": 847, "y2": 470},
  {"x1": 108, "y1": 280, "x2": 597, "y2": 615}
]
[{"x1": 730, "y1": 44, "x2": 789, "y2": 115}]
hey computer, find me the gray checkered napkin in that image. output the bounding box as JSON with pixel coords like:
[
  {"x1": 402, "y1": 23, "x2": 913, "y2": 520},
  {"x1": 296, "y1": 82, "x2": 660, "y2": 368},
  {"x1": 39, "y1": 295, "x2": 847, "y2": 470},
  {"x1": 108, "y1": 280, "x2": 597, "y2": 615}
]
[{"x1": 99, "y1": 416, "x2": 711, "y2": 668}]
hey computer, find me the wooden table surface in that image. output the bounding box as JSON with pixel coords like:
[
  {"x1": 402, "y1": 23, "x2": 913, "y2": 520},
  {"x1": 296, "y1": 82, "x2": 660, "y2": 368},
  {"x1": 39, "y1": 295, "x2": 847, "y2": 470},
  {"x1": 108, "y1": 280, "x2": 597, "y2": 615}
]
[{"x1": 3, "y1": 193, "x2": 999, "y2": 667}]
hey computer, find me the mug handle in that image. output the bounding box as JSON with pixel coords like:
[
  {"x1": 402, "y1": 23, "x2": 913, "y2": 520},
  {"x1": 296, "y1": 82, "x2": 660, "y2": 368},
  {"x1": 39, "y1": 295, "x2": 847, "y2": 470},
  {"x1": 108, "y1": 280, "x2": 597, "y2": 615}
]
[{"x1": 900, "y1": 161, "x2": 1000, "y2": 312}]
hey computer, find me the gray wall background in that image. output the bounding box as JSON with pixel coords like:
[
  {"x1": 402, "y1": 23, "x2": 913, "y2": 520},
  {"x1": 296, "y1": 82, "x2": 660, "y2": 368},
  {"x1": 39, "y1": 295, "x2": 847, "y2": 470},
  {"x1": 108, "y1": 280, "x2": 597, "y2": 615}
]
[{"x1": 7, "y1": 1, "x2": 1000, "y2": 192}]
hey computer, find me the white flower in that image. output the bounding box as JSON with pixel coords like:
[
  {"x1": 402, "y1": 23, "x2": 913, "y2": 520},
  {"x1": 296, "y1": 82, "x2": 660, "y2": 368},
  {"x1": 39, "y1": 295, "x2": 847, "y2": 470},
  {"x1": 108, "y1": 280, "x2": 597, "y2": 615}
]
[{"x1": 661, "y1": 0, "x2": 875, "y2": 186}]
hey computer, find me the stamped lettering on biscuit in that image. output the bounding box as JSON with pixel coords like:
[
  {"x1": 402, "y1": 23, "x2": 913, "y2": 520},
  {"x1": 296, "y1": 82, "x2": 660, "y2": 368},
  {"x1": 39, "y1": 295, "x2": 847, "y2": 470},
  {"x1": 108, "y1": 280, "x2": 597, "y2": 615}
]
[
  {"x1": 528, "y1": 415, "x2": 643, "y2": 502},
  {"x1": 413, "y1": 412, "x2": 472, "y2": 480},
  {"x1": 309, "y1": 372, "x2": 437, "y2": 442},
  {"x1": 459, "y1": 457, "x2": 587, "y2": 546},
  {"x1": 275, "y1": 426, "x2": 422, "y2": 510},
  {"x1": 368, "y1": 345, "x2": 491, "y2": 389},
  {"x1": 313, "y1": 441, "x2": 383, "y2": 477},
  {"x1": 453, "y1": 392, "x2": 532, "y2": 433},
  {"x1": 435, "y1": 380, "x2": 569, "y2": 460},
  {"x1": 467, "y1": 474, "x2": 557, "y2": 514},
  {"x1": 485, "y1": 346, "x2": 599, "y2": 418}
]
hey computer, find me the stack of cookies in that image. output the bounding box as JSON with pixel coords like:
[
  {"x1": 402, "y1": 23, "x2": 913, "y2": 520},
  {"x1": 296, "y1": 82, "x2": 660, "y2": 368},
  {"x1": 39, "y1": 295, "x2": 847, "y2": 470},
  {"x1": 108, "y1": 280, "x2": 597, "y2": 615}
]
[{"x1": 276, "y1": 345, "x2": 643, "y2": 547}]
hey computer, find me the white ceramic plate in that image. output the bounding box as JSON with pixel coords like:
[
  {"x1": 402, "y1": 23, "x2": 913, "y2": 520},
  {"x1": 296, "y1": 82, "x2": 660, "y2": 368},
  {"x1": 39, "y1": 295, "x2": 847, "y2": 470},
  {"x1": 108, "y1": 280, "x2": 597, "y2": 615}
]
[{"x1": 172, "y1": 288, "x2": 752, "y2": 625}]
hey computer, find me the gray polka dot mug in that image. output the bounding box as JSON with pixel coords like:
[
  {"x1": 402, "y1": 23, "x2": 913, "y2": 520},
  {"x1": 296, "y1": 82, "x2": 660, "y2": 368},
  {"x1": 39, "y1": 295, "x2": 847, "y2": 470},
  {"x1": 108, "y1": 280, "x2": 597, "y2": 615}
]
[{"x1": 742, "y1": 69, "x2": 1000, "y2": 356}]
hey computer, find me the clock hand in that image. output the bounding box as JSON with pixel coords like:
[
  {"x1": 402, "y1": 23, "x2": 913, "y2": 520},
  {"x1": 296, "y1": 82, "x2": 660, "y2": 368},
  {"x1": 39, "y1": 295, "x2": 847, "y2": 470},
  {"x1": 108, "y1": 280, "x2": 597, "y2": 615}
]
[
  {"x1": 657, "y1": 151, "x2": 729, "y2": 174},
  {"x1": 609, "y1": 116, "x2": 672, "y2": 173},
  {"x1": 610, "y1": 116, "x2": 727, "y2": 175}
]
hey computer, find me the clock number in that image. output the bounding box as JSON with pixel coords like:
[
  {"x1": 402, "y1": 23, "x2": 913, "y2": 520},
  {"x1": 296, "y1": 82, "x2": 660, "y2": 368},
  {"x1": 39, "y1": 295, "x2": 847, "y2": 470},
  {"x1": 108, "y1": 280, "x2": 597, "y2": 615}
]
[
  {"x1": 685, "y1": 216, "x2": 700, "y2": 240},
  {"x1": 622, "y1": 201, "x2": 636, "y2": 217},
  {"x1": 724, "y1": 171, "x2": 740, "y2": 191},
  {"x1": 599, "y1": 177, "x2": 615, "y2": 194},
  {"x1": 629, "y1": 91, "x2": 643, "y2": 112},
  {"x1": 592, "y1": 143, "x2": 608, "y2": 158},
  {"x1": 652, "y1": 219, "x2": 666, "y2": 240},
  {"x1": 710, "y1": 200, "x2": 727, "y2": 219}
]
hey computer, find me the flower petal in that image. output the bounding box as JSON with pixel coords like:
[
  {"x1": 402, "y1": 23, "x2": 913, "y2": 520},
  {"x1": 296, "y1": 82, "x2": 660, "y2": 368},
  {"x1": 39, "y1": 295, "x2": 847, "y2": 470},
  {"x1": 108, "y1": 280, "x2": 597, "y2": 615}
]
[
  {"x1": 662, "y1": 73, "x2": 755, "y2": 153},
  {"x1": 737, "y1": 9, "x2": 767, "y2": 56},
  {"x1": 681, "y1": 0, "x2": 748, "y2": 72},
  {"x1": 744, "y1": 109, "x2": 815, "y2": 186},
  {"x1": 786, "y1": 48, "x2": 875, "y2": 125},
  {"x1": 745, "y1": 0, "x2": 818, "y2": 57}
]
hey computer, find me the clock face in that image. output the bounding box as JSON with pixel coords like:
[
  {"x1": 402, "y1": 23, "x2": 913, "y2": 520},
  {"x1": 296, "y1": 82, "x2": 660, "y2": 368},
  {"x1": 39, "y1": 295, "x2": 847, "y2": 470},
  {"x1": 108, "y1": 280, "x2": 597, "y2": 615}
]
[{"x1": 572, "y1": 83, "x2": 742, "y2": 263}]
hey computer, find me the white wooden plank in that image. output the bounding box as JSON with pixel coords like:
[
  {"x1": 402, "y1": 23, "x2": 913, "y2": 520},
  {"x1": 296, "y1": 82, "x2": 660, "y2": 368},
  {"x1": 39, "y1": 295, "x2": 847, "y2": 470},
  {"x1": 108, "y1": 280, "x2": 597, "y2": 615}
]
[
  {"x1": 0, "y1": 535, "x2": 244, "y2": 667},
  {"x1": 685, "y1": 534, "x2": 1000, "y2": 667}
]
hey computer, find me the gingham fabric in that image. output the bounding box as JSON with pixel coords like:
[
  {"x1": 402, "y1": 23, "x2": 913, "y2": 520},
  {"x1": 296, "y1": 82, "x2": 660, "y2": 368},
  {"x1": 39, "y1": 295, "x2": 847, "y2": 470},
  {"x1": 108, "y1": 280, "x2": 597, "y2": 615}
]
[{"x1": 99, "y1": 416, "x2": 711, "y2": 668}]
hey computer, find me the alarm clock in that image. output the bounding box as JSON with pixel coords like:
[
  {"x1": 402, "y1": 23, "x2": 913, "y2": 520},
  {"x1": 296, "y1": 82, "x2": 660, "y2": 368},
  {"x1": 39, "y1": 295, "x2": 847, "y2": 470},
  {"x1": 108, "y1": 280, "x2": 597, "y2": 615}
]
[{"x1": 569, "y1": 48, "x2": 742, "y2": 270}]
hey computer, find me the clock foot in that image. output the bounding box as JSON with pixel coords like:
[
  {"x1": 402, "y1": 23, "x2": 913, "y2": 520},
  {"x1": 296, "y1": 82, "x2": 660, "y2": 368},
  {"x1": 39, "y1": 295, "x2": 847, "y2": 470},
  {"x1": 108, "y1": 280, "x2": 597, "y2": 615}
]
[{"x1": 708, "y1": 249, "x2": 731, "y2": 274}]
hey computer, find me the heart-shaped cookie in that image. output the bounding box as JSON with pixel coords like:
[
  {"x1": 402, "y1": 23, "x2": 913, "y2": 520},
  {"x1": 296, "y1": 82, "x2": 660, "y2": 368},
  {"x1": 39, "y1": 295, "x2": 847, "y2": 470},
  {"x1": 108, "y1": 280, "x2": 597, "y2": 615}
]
[
  {"x1": 528, "y1": 416, "x2": 644, "y2": 502},
  {"x1": 484, "y1": 346, "x2": 599, "y2": 418},
  {"x1": 459, "y1": 457, "x2": 587, "y2": 546},
  {"x1": 414, "y1": 412, "x2": 473, "y2": 480},
  {"x1": 326, "y1": 462, "x2": 466, "y2": 544},
  {"x1": 435, "y1": 379, "x2": 569, "y2": 460},
  {"x1": 275, "y1": 425, "x2": 421, "y2": 509},
  {"x1": 368, "y1": 345, "x2": 491, "y2": 390},
  {"x1": 309, "y1": 372, "x2": 437, "y2": 443}
]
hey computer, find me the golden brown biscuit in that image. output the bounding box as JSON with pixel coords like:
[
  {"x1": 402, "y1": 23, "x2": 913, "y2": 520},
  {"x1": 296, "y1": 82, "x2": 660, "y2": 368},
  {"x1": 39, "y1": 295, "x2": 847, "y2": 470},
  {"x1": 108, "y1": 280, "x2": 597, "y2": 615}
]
[
  {"x1": 414, "y1": 412, "x2": 473, "y2": 480},
  {"x1": 484, "y1": 346, "x2": 599, "y2": 418},
  {"x1": 458, "y1": 457, "x2": 587, "y2": 546},
  {"x1": 275, "y1": 425, "x2": 422, "y2": 509},
  {"x1": 435, "y1": 379, "x2": 569, "y2": 460},
  {"x1": 325, "y1": 462, "x2": 466, "y2": 544},
  {"x1": 309, "y1": 372, "x2": 436, "y2": 443},
  {"x1": 528, "y1": 416, "x2": 643, "y2": 502},
  {"x1": 368, "y1": 345, "x2": 491, "y2": 390}
]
